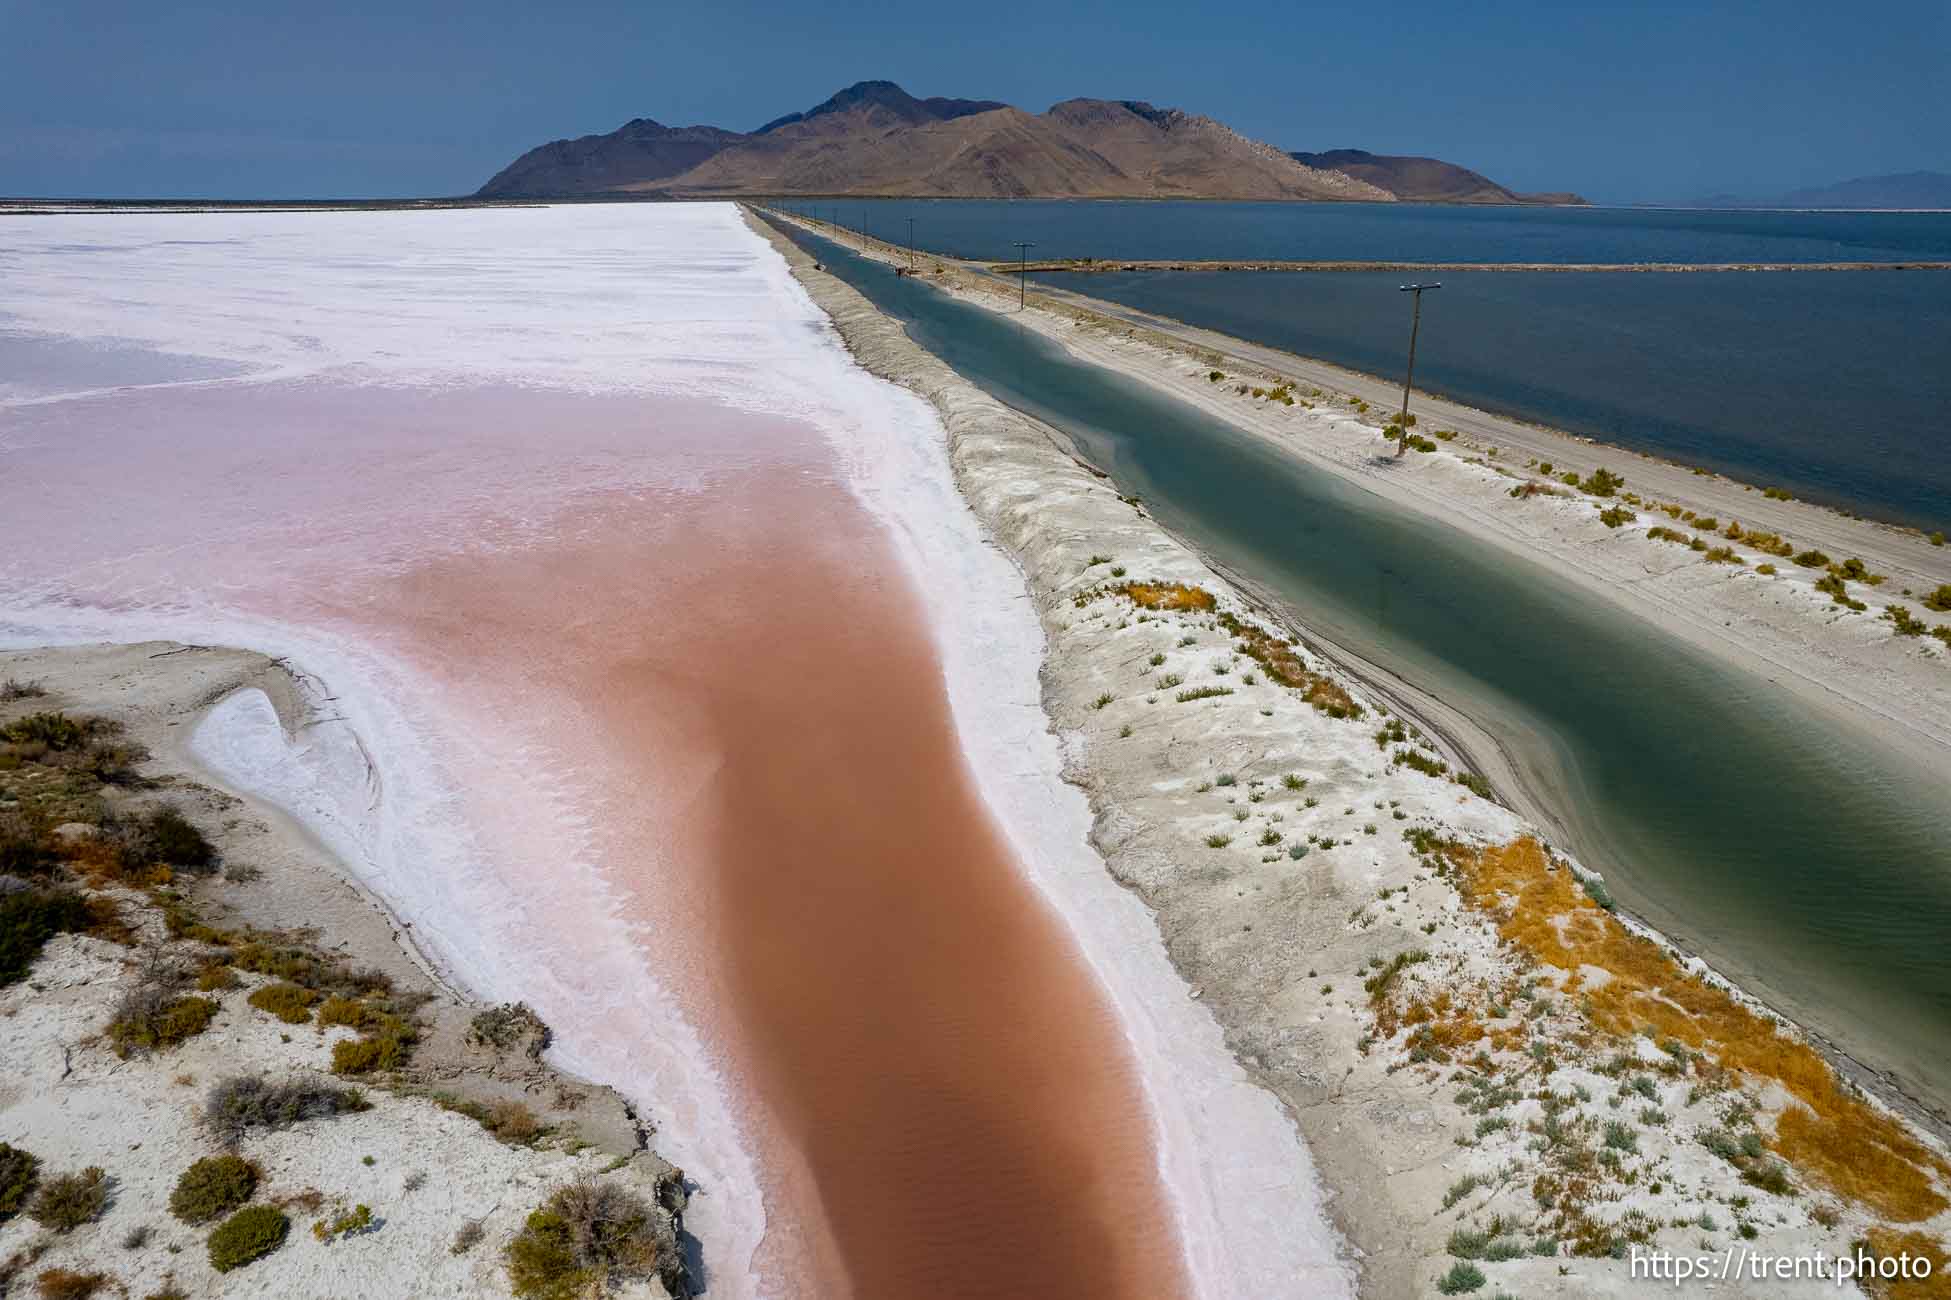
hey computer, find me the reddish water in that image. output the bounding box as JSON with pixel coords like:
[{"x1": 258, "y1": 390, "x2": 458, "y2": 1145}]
[
  {"x1": 234, "y1": 393, "x2": 1193, "y2": 1299},
  {"x1": 5, "y1": 377, "x2": 1187, "y2": 1298}
]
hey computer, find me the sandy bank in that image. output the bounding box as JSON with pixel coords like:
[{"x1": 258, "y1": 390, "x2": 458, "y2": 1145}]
[
  {"x1": 750, "y1": 208, "x2": 1951, "y2": 1298},
  {"x1": 0, "y1": 641, "x2": 690, "y2": 1298}
]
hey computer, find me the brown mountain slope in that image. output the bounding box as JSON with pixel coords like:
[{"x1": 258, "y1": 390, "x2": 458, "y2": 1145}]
[
  {"x1": 479, "y1": 81, "x2": 1393, "y2": 202},
  {"x1": 1289, "y1": 148, "x2": 1586, "y2": 205},
  {"x1": 478, "y1": 119, "x2": 745, "y2": 198},
  {"x1": 646, "y1": 94, "x2": 1390, "y2": 201}
]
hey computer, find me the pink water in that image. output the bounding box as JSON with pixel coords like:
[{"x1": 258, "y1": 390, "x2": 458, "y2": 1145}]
[{"x1": 2, "y1": 374, "x2": 1188, "y2": 1298}]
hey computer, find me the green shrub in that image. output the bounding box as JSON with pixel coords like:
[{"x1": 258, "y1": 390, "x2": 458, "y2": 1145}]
[
  {"x1": 1436, "y1": 1261, "x2": 1486, "y2": 1294},
  {"x1": 1792, "y1": 548, "x2": 1830, "y2": 567},
  {"x1": 505, "y1": 1180, "x2": 671, "y2": 1300},
  {"x1": 1921, "y1": 585, "x2": 1951, "y2": 613},
  {"x1": 134, "y1": 806, "x2": 214, "y2": 870},
  {"x1": 1743, "y1": 1158, "x2": 1796, "y2": 1196},
  {"x1": 331, "y1": 1027, "x2": 413, "y2": 1075},
  {"x1": 0, "y1": 1142, "x2": 41, "y2": 1220},
  {"x1": 1886, "y1": 605, "x2": 1928, "y2": 637},
  {"x1": 1603, "y1": 1120, "x2": 1638, "y2": 1153},
  {"x1": 1598, "y1": 505, "x2": 1635, "y2": 528},
  {"x1": 1174, "y1": 685, "x2": 1232, "y2": 703},
  {"x1": 207, "y1": 1205, "x2": 289, "y2": 1273},
  {"x1": 106, "y1": 988, "x2": 218, "y2": 1056},
  {"x1": 1, "y1": 886, "x2": 92, "y2": 986},
  {"x1": 1394, "y1": 747, "x2": 1448, "y2": 778},
  {"x1": 169, "y1": 1154, "x2": 257, "y2": 1224},
  {"x1": 29, "y1": 1166, "x2": 108, "y2": 1232},
  {"x1": 246, "y1": 982, "x2": 316, "y2": 1024}
]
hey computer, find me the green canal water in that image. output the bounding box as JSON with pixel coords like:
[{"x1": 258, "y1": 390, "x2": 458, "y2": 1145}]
[{"x1": 775, "y1": 216, "x2": 1951, "y2": 1112}]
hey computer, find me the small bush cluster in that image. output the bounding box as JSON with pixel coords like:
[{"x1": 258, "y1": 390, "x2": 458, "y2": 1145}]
[
  {"x1": 31, "y1": 1269, "x2": 110, "y2": 1300},
  {"x1": 0, "y1": 1142, "x2": 41, "y2": 1221},
  {"x1": 246, "y1": 982, "x2": 317, "y2": 1025},
  {"x1": 106, "y1": 977, "x2": 218, "y2": 1057},
  {"x1": 204, "y1": 1075, "x2": 368, "y2": 1145},
  {"x1": 169, "y1": 1155, "x2": 257, "y2": 1224},
  {"x1": 505, "y1": 1179, "x2": 675, "y2": 1300},
  {"x1": 207, "y1": 1205, "x2": 289, "y2": 1273},
  {"x1": 29, "y1": 1167, "x2": 108, "y2": 1233},
  {"x1": 1561, "y1": 467, "x2": 1624, "y2": 497},
  {"x1": 1, "y1": 885, "x2": 93, "y2": 986}
]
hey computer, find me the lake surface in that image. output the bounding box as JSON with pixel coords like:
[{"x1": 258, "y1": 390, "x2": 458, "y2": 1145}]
[
  {"x1": 778, "y1": 215, "x2": 1951, "y2": 1114},
  {"x1": 796, "y1": 199, "x2": 1951, "y2": 264},
  {"x1": 779, "y1": 200, "x2": 1951, "y2": 531},
  {"x1": 1032, "y1": 268, "x2": 1951, "y2": 531}
]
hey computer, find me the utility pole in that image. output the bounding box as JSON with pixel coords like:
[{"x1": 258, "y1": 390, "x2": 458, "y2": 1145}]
[
  {"x1": 1395, "y1": 283, "x2": 1440, "y2": 457},
  {"x1": 906, "y1": 216, "x2": 917, "y2": 273},
  {"x1": 1013, "y1": 240, "x2": 1036, "y2": 310}
]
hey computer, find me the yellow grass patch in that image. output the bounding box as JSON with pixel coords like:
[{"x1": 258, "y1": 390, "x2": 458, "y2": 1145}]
[
  {"x1": 1116, "y1": 581, "x2": 1216, "y2": 612},
  {"x1": 1859, "y1": 1229, "x2": 1951, "y2": 1299},
  {"x1": 1446, "y1": 837, "x2": 1949, "y2": 1222}
]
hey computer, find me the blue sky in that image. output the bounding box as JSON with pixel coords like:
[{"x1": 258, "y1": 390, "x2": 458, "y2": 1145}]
[{"x1": 2, "y1": 0, "x2": 1945, "y2": 200}]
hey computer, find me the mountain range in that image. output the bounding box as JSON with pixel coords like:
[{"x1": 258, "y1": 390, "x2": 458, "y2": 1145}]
[
  {"x1": 479, "y1": 81, "x2": 1583, "y2": 205},
  {"x1": 1685, "y1": 170, "x2": 1951, "y2": 210}
]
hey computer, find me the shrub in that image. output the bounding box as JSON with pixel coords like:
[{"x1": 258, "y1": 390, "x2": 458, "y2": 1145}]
[
  {"x1": 1756, "y1": 563, "x2": 1777, "y2": 575},
  {"x1": 1174, "y1": 686, "x2": 1232, "y2": 703},
  {"x1": 1703, "y1": 546, "x2": 1744, "y2": 565},
  {"x1": 0, "y1": 808, "x2": 58, "y2": 877},
  {"x1": 1, "y1": 886, "x2": 92, "y2": 986},
  {"x1": 33, "y1": 1270, "x2": 110, "y2": 1300},
  {"x1": 204, "y1": 1076, "x2": 368, "y2": 1145},
  {"x1": 1204, "y1": 835, "x2": 1232, "y2": 849},
  {"x1": 1921, "y1": 585, "x2": 1951, "y2": 613},
  {"x1": 485, "y1": 1100, "x2": 545, "y2": 1145},
  {"x1": 331, "y1": 1028, "x2": 412, "y2": 1075},
  {"x1": 1886, "y1": 605, "x2": 1928, "y2": 637},
  {"x1": 0, "y1": 1142, "x2": 41, "y2": 1221},
  {"x1": 1437, "y1": 1261, "x2": 1487, "y2": 1293},
  {"x1": 247, "y1": 982, "x2": 316, "y2": 1025},
  {"x1": 1603, "y1": 1120, "x2": 1638, "y2": 1153},
  {"x1": 106, "y1": 988, "x2": 218, "y2": 1056},
  {"x1": 1793, "y1": 548, "x2": 1830, "y2": 567},
  {"x1": 1598, "y1": 505, "x2": 1636, "y2": 528},
  {"x1": 0, "y1": 678, "x2": 47, "y2": 702},
  {"x1": 505, "y1": 1179, "x2": 673, "y2": 1300},
  {"x1": 1441, "y1": 1174, "x2": 1483, "y2": 1209},
  {"x1": 133, "y1": 806, "x2": 214, "y2": 871},
  {"x1": 1744, "y1": 1158, "x2": 1796, "y2": 1197},
  {"x1": 207, "y1": 1205, "x2": 289, "y2": 1273},
  {"x1": 451, "y1": 1218, "x2": 487, "y2": 1255},
  {"x1": 1395, "y1": 747, "x2": 1448, "y2": 778},
  {"x1": 29, "y1": 1166, "x2": 108, "y2": 1232},
  {"x1": 169, "y1": 1155, "x2": 257, "y2": 1224}
]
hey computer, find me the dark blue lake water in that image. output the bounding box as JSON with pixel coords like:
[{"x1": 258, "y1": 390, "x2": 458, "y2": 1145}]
[
  {"x1": 1032, "y1": 269, "x2": 1951, "y2": 532},
  {"x1": 797, "y1": 199, "x2": 1951, "y2": 265},
  {"x1": 782, "y1": 201, "x2": 1951, "y2": 531}
]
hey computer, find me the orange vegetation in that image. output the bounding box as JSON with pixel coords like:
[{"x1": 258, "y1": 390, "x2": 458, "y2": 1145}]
[
  {"x1": 1446, "y1": 837, "x2": 1949, "y2": 1222},
  {"x1": 1859, "y1": 1229, "x2": 1951, "y2": 1299},
  {"x1": 1115, "y1": 581, "x2": 1216, "y2": 612},
  {"x1": 1216, "y1": 612, "x2": 1361, "y2": 718}
]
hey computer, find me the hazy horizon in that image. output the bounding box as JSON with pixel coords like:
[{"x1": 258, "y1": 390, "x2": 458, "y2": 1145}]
[{"x1": 3, "y1": 0, "x2": 1946, "y2": 203}]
